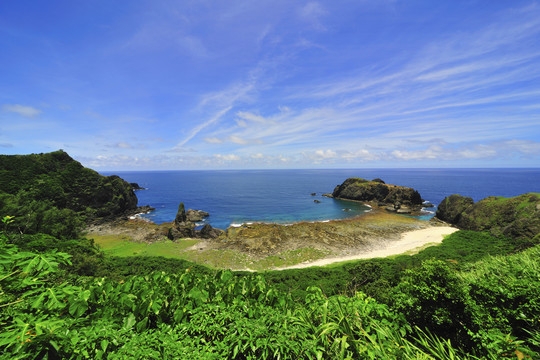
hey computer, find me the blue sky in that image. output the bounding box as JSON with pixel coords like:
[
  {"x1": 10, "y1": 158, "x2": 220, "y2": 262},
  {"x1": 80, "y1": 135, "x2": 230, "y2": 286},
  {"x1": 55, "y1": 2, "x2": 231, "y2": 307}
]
[{"x1": 1, "y1": 1, "x2": 540, "y2": 170}]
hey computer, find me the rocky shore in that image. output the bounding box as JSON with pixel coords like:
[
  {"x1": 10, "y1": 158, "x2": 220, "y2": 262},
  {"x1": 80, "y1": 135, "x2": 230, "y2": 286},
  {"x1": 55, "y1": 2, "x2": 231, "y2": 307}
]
[{"x1": 85, "y1": 176, "x2": 455, "y2": 270}]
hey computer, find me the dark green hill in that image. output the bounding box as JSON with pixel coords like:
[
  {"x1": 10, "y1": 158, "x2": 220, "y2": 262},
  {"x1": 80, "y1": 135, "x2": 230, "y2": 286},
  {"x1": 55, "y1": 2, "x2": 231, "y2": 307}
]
[
  {"x1": 436, "y1": 193, "x2": 540, "y2": 244},
  {"x1": 0, "y1": 150, "x2": 137, "y2": 237}
]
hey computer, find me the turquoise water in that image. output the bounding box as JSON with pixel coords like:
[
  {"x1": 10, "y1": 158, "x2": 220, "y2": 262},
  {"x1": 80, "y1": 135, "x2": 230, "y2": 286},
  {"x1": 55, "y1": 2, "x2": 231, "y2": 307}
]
[{"x1": 102, "y1": 169, "x2": 540, "y2": 229}]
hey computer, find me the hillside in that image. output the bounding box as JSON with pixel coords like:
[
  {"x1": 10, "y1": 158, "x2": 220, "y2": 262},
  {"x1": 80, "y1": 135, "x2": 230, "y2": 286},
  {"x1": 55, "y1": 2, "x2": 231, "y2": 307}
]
[
  {"x1": 0, "y1": 150, "x2": 138, "y2": 237},
  {"x1": 435, "y1": 193, "x2": 540, "y2": 243}
]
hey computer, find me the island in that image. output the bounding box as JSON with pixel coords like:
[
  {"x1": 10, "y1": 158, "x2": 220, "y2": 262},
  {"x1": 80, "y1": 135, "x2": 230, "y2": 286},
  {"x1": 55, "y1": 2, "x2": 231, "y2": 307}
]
[{"x1": 330, "y1": 177, "x2": 423, "y2": 213}]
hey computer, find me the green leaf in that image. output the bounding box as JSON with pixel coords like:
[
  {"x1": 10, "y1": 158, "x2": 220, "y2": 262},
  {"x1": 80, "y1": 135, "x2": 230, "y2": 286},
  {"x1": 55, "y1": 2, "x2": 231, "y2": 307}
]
[
  {"x1": 123, "y1": 313, "x2": 136, "y2": 330},
  {"x1": 100, "y1": 339, "x2": 109, "y2": 352}
]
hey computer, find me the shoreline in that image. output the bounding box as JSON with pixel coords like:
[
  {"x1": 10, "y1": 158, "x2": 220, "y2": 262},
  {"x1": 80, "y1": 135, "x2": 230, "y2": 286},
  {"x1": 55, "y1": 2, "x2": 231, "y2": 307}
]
[
  {"x1": 272, "y1": 226, "x2": 458, "y2": 270},
  {"x1": 88, "y1": 209, "x2": 457, "y2": 271}
]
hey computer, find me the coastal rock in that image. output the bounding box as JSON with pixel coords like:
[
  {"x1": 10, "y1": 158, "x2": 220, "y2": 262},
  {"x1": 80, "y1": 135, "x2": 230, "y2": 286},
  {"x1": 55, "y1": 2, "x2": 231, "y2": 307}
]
[
  {"x1": 169, "y1": 202, "x2": 221, "y2": 240},
  {"x1": 199, "y1": 224, "x2": 225, "y2": 239},
  {"x1": 311, "y1": 193, "x2": 317, "y2": 196},
  {"x1": 130, "y1": 182, "x2": 145, "y2": 190},
  {"x1": 174, "y1": 202, "x2": 188, "y2": 225},
  {"x1": 167, "y1": 225, "x2": 193, "y2": 240},
  {"x1": 322, "y1": 193, "x2": 333, "y2": 198},
  {"x1": 314, "y1": 200, "x2": 321, "y2": 203},
  {"x1": 435, "y1": 193, "x2": 540, "y2": 241},
  {"x1": 332, "y1": 178, "x2": 423, "y2": 209},
  {"x1": 186, "y1": 209, "x2": 210, "y2": 222},
  {"x1": 136, "y1": 205, "x2": 155, "y2": 214}
]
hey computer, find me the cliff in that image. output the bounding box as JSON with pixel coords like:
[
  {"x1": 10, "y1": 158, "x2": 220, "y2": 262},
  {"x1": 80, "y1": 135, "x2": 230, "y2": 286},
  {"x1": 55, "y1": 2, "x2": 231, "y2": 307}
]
[
  {"x1": 332, "y1": 178, "x2": 423, "y2": 211},
  {"x1": 435, "y1": 193, "x2": 540, "y2": 241},
  {"x1": 0, "y1": 150, "x2": 138, "y2": 236}
]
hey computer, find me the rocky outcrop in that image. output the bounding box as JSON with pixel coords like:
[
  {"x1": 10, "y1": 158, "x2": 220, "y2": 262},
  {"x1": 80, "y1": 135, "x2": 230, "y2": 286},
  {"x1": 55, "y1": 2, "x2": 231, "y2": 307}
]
[
  {"x1": 186, "y1": 209, "x2": 209, "y2": 222},
  {"x1": 168, "y1": 202, "x2": 224, "y2": 240},
  {"x1": 435, "y1": 193, "x2": 540, "y2": 241},
  {"x1": 130, "y1": 182, "x2": 145, "y2": 190},
  {"x1": 332, "y1": 178, "x2": 423, "y2": 210}
]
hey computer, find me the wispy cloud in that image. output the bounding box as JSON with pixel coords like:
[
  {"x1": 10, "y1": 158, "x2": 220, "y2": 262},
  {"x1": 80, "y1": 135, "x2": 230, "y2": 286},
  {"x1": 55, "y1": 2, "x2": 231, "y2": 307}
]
[{"x1": 3, "y1": 104, "x2": 42, "y2": 118}]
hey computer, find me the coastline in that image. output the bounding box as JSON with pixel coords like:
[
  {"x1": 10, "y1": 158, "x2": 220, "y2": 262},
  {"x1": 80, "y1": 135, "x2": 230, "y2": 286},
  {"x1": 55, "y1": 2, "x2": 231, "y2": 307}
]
[{"x1": 272, "y1": 226, "x2": 458, "y2": 270}]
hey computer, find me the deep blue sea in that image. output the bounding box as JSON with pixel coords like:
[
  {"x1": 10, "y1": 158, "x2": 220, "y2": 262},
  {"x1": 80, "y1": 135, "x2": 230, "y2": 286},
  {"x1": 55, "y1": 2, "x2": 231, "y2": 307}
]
[{"x1": 101, "y1": 169, "x2": 540, "y2": 230}]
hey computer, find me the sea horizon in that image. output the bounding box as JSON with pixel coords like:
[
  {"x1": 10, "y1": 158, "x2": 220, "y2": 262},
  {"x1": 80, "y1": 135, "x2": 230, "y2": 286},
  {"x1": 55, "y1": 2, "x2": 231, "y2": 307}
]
[{"x1": 101, "y1": 168, "x2": 540, "y2": 229}]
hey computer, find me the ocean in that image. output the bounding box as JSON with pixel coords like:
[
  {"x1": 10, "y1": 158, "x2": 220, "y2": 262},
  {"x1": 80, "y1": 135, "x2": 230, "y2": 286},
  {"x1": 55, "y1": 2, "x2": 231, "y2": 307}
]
[{"x1": 101, "y1": 169, "x2": 540, "y2": 230}]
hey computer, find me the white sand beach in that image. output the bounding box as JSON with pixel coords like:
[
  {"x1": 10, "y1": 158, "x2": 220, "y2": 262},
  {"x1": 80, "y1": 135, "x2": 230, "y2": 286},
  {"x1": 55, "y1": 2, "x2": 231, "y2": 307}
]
[{"x1": 276, "y1": 226, "x2": 458, "y2": 270}]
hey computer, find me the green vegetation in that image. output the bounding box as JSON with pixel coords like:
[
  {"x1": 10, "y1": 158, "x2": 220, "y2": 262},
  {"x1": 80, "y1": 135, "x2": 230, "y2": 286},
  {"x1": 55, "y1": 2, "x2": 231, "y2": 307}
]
[
  {"x1": 1, "y1": 215, "x2": 539, "y2": 359},
  {"x1": 1, "y1": 154, "x2": 539, "y2": 358},
  {"x1": 436, "y1": 193, "x2": 540, "y2": 242},
  {"x1": 0, "y1": 151, "x2": 137, "y2": 238},
  {"x1": 93, "y1": 235, "x2": 199, "y2": 257},
  {"x1": 262, "y1": 230, "x2": 532, "y2": 301}
]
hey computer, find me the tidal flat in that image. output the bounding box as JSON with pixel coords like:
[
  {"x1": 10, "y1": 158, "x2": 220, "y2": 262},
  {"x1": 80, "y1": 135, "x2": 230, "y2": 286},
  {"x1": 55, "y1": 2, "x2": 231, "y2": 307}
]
[{"x1": 86, "y1": 209, "x2": 454, "y2": 271}]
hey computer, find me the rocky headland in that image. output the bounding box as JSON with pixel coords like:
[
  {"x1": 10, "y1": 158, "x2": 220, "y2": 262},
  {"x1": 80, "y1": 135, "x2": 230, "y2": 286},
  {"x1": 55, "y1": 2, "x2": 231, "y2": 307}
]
[
  {"x1": 0, "y1": 150, "x2": 145, "y2": 222},
  {"x1": 435, "y1": 193, "x2": 540, "y2": 242},
  {"x1": 330, "y1": 177, "x2": 423, "y2": 214}
]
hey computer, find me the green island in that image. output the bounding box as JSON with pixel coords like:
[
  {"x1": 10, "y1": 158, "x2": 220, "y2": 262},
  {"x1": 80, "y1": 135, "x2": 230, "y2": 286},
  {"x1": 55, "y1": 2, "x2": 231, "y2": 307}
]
[{"x1": 1, "y1": 151, "x2": 539, "y2": 359}]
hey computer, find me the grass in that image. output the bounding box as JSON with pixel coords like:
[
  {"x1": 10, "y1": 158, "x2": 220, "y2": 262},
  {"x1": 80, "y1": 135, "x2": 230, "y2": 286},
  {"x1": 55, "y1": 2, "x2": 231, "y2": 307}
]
[
  {"x1": 91, "y1": 234, "x2": 199, "y2": 258},
  {"x1": 90, "y1": 233, "x2": 335, "y2": 270}
]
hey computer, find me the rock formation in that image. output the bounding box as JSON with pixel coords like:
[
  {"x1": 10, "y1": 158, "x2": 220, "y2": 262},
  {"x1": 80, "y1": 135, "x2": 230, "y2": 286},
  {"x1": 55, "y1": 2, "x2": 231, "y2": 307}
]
[
  {"x1": 168, "y1": 202, "x2": 224, "y2": 240},
  {"x1": 186, "y1": 209, "x2": 210, "y2": 222},
  {"x1": 130, "y1": 182, "x2": 145, "y2": 190},
  {"x1": 332, "y1": 178, "x2": 423, "y2": 211},
  {"x1": 435, "y1": 193, "x2": 540, "y2": 241}
]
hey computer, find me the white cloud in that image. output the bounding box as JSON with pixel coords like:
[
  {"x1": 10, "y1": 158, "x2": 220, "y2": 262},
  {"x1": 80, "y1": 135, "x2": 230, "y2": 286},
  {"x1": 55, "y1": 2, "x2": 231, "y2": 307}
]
[
  {"x1": 3, "y1": 104, "x2": 42, "y2": 118},
  {"x1": 117, "y1": 142, "x2": 132, "y2": 149},
  {"x1": 214, "y1": 153, "x2": 241, "y2": 161},
  {"x1": 314, "y1": 149, "x2": 337, "y2": 159},
  {"x1": 204, "y1": 137, "x2": 224, "y2": 144},
  {"x1": 175, "y1": 105, "x2": 233, "y2": 149},
  {"x1": 229, "y1": 135, "x2": 263, "y2": 145}
]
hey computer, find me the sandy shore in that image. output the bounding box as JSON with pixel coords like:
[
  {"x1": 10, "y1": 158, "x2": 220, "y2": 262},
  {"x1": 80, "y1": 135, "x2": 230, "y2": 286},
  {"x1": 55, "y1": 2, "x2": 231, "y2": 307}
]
[{"x1": 275, "y1": 226, "x2": 458, "y2": 270}]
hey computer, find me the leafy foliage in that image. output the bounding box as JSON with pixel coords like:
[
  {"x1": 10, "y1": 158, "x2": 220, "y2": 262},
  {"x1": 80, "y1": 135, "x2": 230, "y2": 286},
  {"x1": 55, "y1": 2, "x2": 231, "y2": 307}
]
[
  {"x1": 2, "y1": 214, "x2": 540, "y2": 359},
  {"x1": 0, "y1": 150, "x2": 137, "y2": 238}
]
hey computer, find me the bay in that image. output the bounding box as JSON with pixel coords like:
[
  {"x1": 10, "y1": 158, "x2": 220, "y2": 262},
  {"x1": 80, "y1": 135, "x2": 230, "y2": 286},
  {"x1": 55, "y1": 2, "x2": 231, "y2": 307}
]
[{"x1": 101, "y1": 168, "x2": 540, "y2": 229}]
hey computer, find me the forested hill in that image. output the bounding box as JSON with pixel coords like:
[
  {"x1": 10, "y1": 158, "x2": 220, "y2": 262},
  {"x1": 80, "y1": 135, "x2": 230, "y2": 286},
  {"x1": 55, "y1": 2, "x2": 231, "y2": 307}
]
[{"x1": 0, "y1": 150, "x2": 137, "y2": 237}]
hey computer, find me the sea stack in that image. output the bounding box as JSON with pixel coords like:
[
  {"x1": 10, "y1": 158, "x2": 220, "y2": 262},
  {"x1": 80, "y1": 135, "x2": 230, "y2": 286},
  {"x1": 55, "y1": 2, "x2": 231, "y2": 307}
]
[{"x1": 332, "y1": 178, "x2": 423, "y2": 211}]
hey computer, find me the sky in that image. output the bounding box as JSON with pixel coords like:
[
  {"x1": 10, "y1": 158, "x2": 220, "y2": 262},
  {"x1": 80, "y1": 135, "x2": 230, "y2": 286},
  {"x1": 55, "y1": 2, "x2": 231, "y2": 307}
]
[{"x1": 1, "y1": 0, "x2": 540, "y2": 170}]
